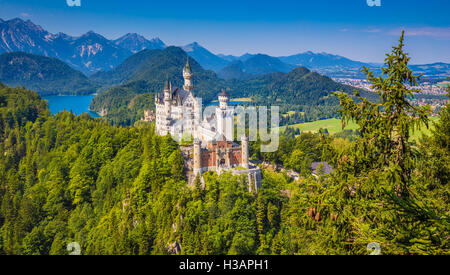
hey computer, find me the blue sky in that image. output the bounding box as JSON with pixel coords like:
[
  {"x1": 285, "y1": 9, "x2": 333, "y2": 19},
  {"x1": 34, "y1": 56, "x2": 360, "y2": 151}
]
[{"x1": 0, "y1": 0, "x2": 449, "y2": 64}]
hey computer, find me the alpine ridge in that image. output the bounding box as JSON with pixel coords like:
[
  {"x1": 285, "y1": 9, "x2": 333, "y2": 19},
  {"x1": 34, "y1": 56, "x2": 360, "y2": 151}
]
[{"x1": 0, "y1": 18, "x2": 165, "y2": 75}]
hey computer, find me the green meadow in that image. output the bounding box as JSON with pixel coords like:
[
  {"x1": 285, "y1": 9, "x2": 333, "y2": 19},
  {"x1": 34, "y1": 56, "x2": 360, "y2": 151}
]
[
  {"x1": 281, "y1": 116, "x2": 440, "y2": 141},
  {"x1": 281, "y1": 118, "x2": 358, "y2": 134}
]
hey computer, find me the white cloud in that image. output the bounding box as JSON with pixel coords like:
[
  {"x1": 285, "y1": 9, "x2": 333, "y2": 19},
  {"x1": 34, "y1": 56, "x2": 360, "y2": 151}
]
[
  {"x1": 341, "y1": 26, "x2": 450, "y2": 40},
  {"x1": 389, "y1": 27, "x2": 450, "y2": 39},
  {"x1": 364, "y1": 28, "x2": 382, "y2": 33}
]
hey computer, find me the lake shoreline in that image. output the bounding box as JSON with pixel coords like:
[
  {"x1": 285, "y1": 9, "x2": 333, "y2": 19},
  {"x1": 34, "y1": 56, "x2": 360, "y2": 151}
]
[{"x1": 43, "y1": 94, "x2": 101, "y2": 118}]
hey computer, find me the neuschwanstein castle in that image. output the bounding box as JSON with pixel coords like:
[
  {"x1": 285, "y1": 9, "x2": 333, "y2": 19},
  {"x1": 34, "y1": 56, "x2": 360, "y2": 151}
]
[{"x1": 154, "y1": 59, "x2": 261, "y2": 189}]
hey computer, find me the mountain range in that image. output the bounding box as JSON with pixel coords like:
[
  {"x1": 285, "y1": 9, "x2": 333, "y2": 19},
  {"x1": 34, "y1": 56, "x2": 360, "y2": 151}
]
[
  {"x1": 279, "y1": 51, "x2": 372, "y2": 69},
  {"x1": 113, "y1": 33, "x2": 166, "y2": 53},
  {"x1": 178, "y1": 42, "x2": 449, "y2": 81},
  {"x1": 0, "y1": 18, "x2": 166, "y2": 75},
  {"x1": 1, "y1": 17, "x2": 448, "y2": 81}
]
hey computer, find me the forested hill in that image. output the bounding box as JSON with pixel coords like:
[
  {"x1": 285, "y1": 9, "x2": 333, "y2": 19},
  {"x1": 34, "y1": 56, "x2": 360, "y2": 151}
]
[
  {"x1": 89, "y1": 49, "x2": 162, "y2": 86},
  {"x1": 234, "y1": 66, "x2": 376, "y2": 109},
  {"x1": 0, "y1": 83, "x2": 185, "y2": 254},
  {"x1": 0, "y1": 83, "x2": 261, "y2": 255},
  {"x1": 1, "y1": 76, "x2": 448, "y2": 255},
  {"x1": 229, "y1": 67, "x2": 372, "y2": 122},
  {"x1": 0, "y1": 83, "x2": 295, "y2": 255},
  {"x1": 0, "y1": 52, "x2": 97, "y2": 96},
  {"x1": 0, "y1": 81, "x2": 48, "y2": 128}
]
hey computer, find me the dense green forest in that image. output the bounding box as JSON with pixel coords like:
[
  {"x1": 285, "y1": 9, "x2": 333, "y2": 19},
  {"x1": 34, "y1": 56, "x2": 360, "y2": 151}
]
[
  {"x1": 0, "y1": 34, "x2": 448, "y2": 255},
  {"x1": 0, "y1": 52, "x2": 97, "y2": 96},
  {"x1": 89, "y1": 80, "x2": 157, "y2": 126}
]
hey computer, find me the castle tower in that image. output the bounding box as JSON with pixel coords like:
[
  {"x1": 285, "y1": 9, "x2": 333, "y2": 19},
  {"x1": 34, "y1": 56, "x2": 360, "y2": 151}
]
[
  {"x1": 193, "y1": 97, "x2": 201, "y2": 139},
  {"x1": 193, "y1": 138, "x2": 201, "y2": 175},
  {"x1": 218, "y1": 89, "x2": 229, "y2": 110},
  {"x1": 164, "y1": 79, "x2": 172, "y2": 116},
  {"x1": 241, "y1": 135, "x2": 249, "y2": 169},
  {"x1": 183, "y1": 57, "x2": 194, "y2": 92},
  {"x1": 216, "y1": 89, "x2": 233, "y2": 141},
  {"x1": 164, "y1": 78, "x2": 171, "y2": 99}
]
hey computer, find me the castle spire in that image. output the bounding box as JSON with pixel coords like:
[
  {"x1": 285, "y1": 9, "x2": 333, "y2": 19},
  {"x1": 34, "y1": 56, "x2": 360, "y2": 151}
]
[
  {"x1": 185, "y1": 56, "x2": 192, "y2": 73},
  {"x1": 164, "y1": 76, "x2": 170, "y2": 92},
  {"x1": 183, "y1": 57, "x2": 194, "y2": 92},
  {"x1": 164, "y1": 75, "x2": 171, "y2": 102}
]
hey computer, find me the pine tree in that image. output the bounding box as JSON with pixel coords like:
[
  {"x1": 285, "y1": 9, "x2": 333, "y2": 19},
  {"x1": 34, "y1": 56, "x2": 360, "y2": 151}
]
[
  {"x1": 330, "y1": 31, "x2": 448, "y2": 254},
  {"x1": 336, "y1": 31, "x2": 431, "y2": 197}
]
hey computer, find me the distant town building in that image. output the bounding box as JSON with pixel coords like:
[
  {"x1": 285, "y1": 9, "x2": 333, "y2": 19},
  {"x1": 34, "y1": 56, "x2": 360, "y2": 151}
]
[{"x1": 333, "y1": 78, "x2": 448, "y2": 110}]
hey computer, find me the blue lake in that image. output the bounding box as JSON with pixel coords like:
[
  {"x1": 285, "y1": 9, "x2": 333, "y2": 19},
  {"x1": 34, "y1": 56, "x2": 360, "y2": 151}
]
[
  {"x1": 43, "y1": 95, "x2": 100, "y2": 117},
  {"x1": 42, "y1": 96, "x2": 249, "y2": 118}
]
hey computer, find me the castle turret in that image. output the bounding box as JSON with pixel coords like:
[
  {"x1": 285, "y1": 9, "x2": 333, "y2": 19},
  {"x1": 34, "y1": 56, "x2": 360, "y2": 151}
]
[
  {"x1": 183, "y1": 57, "x2": 194, "y2": 92},
  {"x1": 164, "y1": 78, "x2": 170, "y2": 97},
  {"x1": 193, "y1": 138, "x2": 201, "y2": 175},
  {"x1": 218, "y1": 89, "x2": 229, "y2": 110},
  {"x1": 163, "y1": 79, "x2": 172, "y2": 117},
  {"x1": 241, "y1": 135, "x2": 249, "y2": 169},
  {"x1": 216, "y1": 89, "x2": 233, "y2": 141}
]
